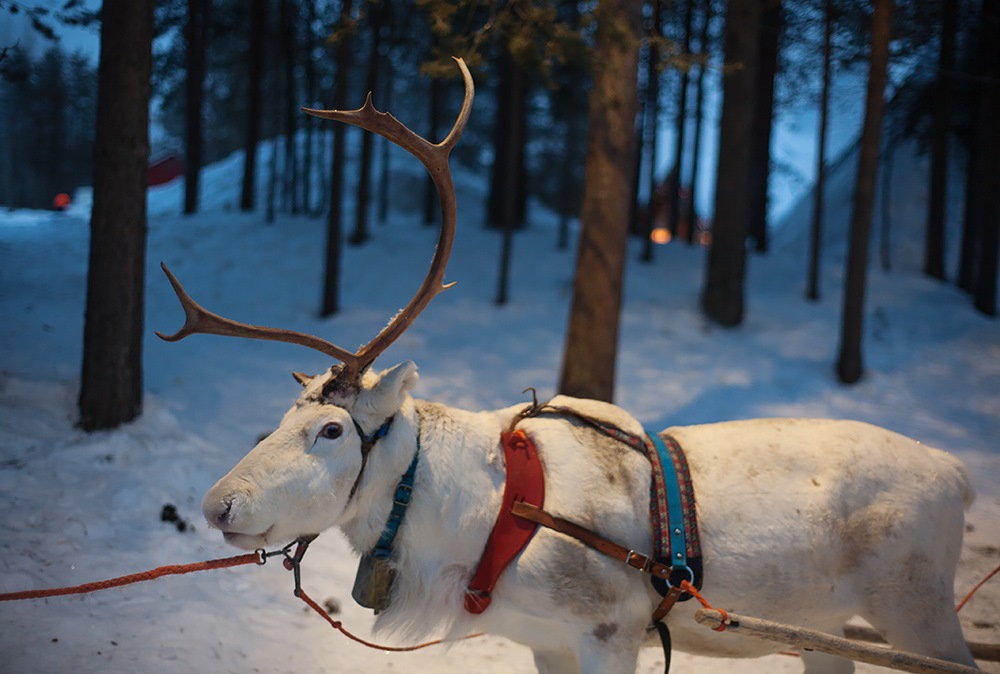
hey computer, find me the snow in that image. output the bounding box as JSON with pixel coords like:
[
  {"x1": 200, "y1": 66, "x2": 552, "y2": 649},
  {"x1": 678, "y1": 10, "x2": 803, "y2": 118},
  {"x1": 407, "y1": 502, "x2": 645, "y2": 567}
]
[{"x1": 1, "y1": 133, "x2": 998, "y2": 674}]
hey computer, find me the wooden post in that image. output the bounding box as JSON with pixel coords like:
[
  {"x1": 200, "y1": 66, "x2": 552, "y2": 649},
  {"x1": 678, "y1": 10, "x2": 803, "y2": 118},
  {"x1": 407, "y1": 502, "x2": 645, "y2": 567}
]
[{"x1": 694, "y1": 609, "x2": 980, "y2": 674}]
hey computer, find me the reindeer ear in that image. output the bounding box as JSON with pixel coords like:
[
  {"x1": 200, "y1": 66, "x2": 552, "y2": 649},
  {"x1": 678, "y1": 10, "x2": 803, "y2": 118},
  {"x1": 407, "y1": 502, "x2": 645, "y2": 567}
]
[
  {"x1": 378, "y1": 361, "x2": 419, "y2": 396},
  {"x1": 360, "y1": 361, "x2": 419, "y2": 419},
  {"x1": 292, "y1": 371, "x2": 314, "y2": 387}
]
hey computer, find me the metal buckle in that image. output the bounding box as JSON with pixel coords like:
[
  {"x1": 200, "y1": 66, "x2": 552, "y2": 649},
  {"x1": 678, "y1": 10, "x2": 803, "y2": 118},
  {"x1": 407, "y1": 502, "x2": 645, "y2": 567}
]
[
  {"x1": 625, "y1": 550, "x2": 653, "y2": 573},
  {"x1": 393, "y1": 482, "x2": 413, "y2": 506}
]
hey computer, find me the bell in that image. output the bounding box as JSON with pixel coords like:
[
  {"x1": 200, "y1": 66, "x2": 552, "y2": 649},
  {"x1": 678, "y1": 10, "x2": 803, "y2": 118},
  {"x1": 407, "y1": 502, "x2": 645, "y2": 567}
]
[{"x1": 352, "y1": 550, "x2": 396, "y2": 613}]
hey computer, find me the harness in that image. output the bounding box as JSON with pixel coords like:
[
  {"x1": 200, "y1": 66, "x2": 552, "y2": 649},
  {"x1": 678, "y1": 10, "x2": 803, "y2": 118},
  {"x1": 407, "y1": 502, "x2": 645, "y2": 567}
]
[{"x1": 466, "y1": 401, "x2": 703, "y2": 625}]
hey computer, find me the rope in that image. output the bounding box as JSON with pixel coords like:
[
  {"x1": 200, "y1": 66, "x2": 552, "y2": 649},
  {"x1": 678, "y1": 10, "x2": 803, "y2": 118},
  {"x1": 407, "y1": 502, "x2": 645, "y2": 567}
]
[
  {"x1": 956, "y1": 560, "x2": 1000, "y2": 612},
  {"x1": 678, "y1": 579, "x2": 729, "y2": 632},
  {"x1": 0, "y1": 544, "x2": 479, "y2": 653},
  {"x1": 296, "y1": 589, "x2": 482, "y2": 651},
  {"x1": 0, "y1": 552, "x2": 262, "y2": 601}
]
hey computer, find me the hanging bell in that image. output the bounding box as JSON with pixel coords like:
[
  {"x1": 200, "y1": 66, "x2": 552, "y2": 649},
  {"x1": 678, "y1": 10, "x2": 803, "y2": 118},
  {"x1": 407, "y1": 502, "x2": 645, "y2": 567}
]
[{"x1": 352, "y1": 550, "x2": 396, "y2": 613}]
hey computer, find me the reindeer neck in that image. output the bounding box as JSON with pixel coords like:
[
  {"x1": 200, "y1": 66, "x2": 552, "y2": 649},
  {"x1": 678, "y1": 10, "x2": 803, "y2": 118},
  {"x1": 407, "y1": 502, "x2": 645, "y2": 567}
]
[{"x1": 336, "y1": 398, "x2": 422, "y2": 553}]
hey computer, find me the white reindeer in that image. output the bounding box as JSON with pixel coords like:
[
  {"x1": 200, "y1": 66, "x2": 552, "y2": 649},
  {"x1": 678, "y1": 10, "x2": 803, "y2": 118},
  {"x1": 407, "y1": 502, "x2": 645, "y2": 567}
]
[{"x1": 158, "y1": 60, "x2": 978, "y2": 674}]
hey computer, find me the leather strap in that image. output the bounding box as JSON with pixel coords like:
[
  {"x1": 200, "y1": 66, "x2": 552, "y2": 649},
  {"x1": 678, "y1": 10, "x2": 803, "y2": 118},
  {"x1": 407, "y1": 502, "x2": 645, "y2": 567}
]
[
  {"x1": 511, "y1": 501, "x2": 684, "y2": 623},
  {"x1": 511, "y1": 502, "x2": 674, "y2": 581},
  {"x1": 464, "y1": 429, "x2": 545, "y2": 613}
]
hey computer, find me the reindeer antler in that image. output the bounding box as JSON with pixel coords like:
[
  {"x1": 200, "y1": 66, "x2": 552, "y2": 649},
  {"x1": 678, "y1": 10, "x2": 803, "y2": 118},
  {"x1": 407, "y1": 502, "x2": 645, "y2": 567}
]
[{"x1": 157, "y1": 58, "x2": 475, "y2": 385}]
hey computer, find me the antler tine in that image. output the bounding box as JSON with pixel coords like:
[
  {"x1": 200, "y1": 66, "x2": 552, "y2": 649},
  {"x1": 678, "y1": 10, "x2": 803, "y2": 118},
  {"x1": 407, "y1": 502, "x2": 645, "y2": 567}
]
[
  {"x1": 304, "y1": 57, "x2": 475, "y2": 382},
  {"x1": 156, "y1": 262, "x2": 360, "y2": 366}
]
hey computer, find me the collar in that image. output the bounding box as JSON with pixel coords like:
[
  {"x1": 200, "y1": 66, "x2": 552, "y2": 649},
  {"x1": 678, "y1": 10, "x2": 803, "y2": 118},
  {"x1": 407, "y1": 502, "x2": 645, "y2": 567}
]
[
  {"x1": 350, "y1": 430, "x2": 420, "y2": 613},
  {"x1": 371, "y1": 446, "x2": 420, "y2": 557}
]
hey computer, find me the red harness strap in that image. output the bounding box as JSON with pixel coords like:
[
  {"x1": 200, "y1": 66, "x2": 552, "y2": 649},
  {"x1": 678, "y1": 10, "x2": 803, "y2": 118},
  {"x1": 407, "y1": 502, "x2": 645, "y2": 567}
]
[{"x1": 464, "y1": 429, "x2": 545, "y2": 613}]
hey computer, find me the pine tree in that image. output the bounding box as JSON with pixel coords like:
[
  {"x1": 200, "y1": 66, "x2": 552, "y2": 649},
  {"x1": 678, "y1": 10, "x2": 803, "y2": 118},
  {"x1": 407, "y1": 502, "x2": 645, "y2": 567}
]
[
  {"x1": 701, "y1": 0, "x2": 760, "y2": 327},
  {"x1": 79, "y1": 0, "x2": 154, "y2": 430},
  {"x1": 836, "y1": 0, "x2": 892, "y2": 384},
  {"x1": 559, "y1": 0, "x2": 642, "y2": 402}
]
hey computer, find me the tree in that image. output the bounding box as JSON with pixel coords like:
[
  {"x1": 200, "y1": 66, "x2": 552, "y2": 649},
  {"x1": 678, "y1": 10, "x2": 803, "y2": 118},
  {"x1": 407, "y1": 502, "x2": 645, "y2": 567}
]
[
  {"x1": 701, "y1": 0, "x2": 760, "y2": 327},
  {"x1": 747, "y1": 0, "x2": 782, "y2": 254},
  {"x1": 972, "y1": 0, "x2": 1000, "y2": 316},
  {"x1": 239, "y1": 0, "x2": 266, "y2": 212},
  {"x1": 638, "y1": 0, "x2": 664, "y2": 263},
  {"x1": 33, "y1": 48, "x2": 71, "y2": 201},
  {"x1": 807, "y1": 0, "x2": 834, "y2": 301},
  {"x1": 667, "y1": 0, "x2": 694, "y2": 239},
  {"x1": 492, "y1": 49, "x2": 529, "y2": 305},
  {"x1": 320, "y1": 0, "x2": 354, "y2": 318},
  {"x1": 78, "y1": 0, "x2": 154, "y2": 430},
  {"x1": 923, "y1": 0, "x2": 957, "y2": 281},
  {"x1": 684, "y1": 0, "x2": 714, "y2": 245},
  {"x1": 183, "y1": 0, "x2": 209, "y2": 215},
  {"x1": 280, "y1": 0, "x2": 300, "y2": 215},
  {"x1": 350, "y1": 0, "x2": 388, "y2": 245},
  {"x1": 558, "y1": 0, "x2": 642, "y2": 402},
  {"x1": 835, "y1": 0, "x2": 892, "y2": 384}
]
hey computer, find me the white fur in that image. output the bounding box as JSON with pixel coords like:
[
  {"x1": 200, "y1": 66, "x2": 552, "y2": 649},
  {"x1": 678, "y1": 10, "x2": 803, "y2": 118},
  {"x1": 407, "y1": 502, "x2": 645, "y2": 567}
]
[{"x1": 201, "y1": 362, "x2": 978, "y2": 674}]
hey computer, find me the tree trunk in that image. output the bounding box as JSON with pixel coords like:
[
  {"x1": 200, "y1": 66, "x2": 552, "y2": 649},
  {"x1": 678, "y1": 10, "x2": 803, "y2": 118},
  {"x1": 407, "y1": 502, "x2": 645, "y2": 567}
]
[
  {"x1": 350, "y1": 1, "x2": 385, "y2": 245},
  {"x1": 183, "y1": 0, "x2": 208, "y2": 215},
  {"x1": 701, "y1": 0, "x2": 760, "y2": 327},
  {"x1": 639, "y1": 0, "x2": 663, "y2": 263},
  {"x1": 747, "y1": 0, "x2": 782, "y2": 254},
  {"x1": 302, "y1": 0, "x2": 318, "y2": 215},
  {"x1": 494, "y1": 52, "x2": 528, "y2": 305},
  {"x1": 957, "y1": 128, "x2": 981, "y2": 293},
  {"x1": 973, "y1": 0, "x2": 1000, "y2": 316},
  {"x1": 558, "y1": 0, "x2": 642, "y2": 402},
  {"x1": 488, "y1": 50, "x2": 528, "y2": 233},
  {"x1": 685, "y1": 0, "x2": 713, "y2": 245},
  {"x1": 240, "y1": 0, "x2": 266, "y2": 213},
  {"x1": 668, "y1": 0, "x2": 693, "y2": 238},
  {"x1": 923, "y1": 0, "x2": 957, "y2": 281},
  {"x1": 321, "y1": 0, "x2": 353, "y2": 317},
  {"x1": 78, "y1": 0, "x2": 153, "y2": 430},
  {"x1": 806, "y1": 0, "x2": 832, "y2": 301},
  {"x1": 836, "y1": 0, "x2": 892, "y2": 384},
  {"x1": 281, "y1": 0, "x2": 299, "y2": 215}
]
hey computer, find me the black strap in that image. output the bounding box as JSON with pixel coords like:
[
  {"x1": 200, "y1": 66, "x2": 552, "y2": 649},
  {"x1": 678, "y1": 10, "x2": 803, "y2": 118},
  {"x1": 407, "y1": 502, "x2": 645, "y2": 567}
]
[
  {"x1": 348, "y1": 416, "x2": 394, "y2": 500},
  {"x1": 654, "y1": 621, "x2": 672, "y2": 674}
]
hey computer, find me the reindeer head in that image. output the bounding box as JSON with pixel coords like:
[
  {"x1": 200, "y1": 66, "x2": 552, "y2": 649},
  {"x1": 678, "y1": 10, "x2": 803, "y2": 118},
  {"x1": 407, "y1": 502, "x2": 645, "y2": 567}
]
[{"x1": 157, "y1": 60, "x2": 473, "y2": 549}]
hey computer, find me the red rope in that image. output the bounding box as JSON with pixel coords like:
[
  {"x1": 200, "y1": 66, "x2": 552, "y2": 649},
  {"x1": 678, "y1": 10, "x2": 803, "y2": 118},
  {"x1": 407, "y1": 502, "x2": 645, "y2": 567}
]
[
  {"x1": 956, "y1": 560, "x2": 1000, "y2": 612},
  {"x1": 0, "y1": 548, "x2": 479, "y2": 652},
  {"x1": 296, "y1": 589, "x2": 482, "y2": 651},
  {"x1": 0, "y1": 552, "x2": 262, "y2": 601},
  {"x1": 679, "y1": 580, "x2": 729, "y2": 632}
]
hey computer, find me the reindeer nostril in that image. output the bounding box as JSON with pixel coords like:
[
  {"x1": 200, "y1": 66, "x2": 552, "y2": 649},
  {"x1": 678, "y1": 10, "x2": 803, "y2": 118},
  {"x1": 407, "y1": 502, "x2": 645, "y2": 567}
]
[{"x1": 207, "y1": 498, "x2": 235, "y2": 528}]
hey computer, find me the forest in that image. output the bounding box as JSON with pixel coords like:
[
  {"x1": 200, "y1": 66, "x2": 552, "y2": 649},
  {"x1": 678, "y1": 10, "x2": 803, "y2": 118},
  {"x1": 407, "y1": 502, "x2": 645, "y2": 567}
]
[{"x1": 0, "y1": 0, "x2": 998, "y2": 430}]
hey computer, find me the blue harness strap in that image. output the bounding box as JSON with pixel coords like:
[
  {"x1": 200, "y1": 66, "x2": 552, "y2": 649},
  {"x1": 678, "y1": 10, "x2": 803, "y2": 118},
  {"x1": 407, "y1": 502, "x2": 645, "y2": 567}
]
[
  {"x1": 646, "y1": 432, "x2": 689, "y2": 569},
  {"x1": 644, "y1": 431, "x2": 702, "y2": 597}
]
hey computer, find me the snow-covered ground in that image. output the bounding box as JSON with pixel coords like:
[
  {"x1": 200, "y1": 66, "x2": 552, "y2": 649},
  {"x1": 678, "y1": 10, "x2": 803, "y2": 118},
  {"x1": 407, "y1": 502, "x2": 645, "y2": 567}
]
[{"x1": 1, "y1": 131, "x2": 998, "y2": 674}]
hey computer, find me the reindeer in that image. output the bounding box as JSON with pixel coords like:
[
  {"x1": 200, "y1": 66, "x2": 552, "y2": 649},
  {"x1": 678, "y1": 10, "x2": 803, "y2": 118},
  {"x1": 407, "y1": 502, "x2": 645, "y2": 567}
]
[{"x1": 157, "y1": 60, "x2": 978, "y2": 674}]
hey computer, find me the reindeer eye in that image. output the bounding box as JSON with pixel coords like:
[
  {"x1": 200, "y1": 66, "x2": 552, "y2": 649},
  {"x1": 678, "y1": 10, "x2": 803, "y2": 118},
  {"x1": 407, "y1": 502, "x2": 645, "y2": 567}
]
[{"x1": 319, "y1": 422, "x2": 343, "y2": 440}]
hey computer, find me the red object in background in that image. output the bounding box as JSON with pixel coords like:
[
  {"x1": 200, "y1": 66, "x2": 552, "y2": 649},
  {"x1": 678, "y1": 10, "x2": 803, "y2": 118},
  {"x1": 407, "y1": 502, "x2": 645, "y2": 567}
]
[
  {"x1": 53, "y1": 193, "x2": 71, "y2": 211},
  {"x1": 147, "y1": 152, "x2": 183, "y2": 186}
]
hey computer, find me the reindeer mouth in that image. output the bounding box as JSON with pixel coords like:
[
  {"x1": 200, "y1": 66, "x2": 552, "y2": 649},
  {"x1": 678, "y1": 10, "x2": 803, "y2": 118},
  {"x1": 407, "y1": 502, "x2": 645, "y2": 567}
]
[{"x1": 222, "y1": 525, "x2": 273, "y2": 550}]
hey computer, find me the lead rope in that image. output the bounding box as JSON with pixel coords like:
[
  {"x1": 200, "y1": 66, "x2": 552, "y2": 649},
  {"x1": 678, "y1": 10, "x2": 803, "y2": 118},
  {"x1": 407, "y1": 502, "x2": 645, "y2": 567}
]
[{"x1": 0, "y1": 536, "x2": 481, "y2": 652}]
